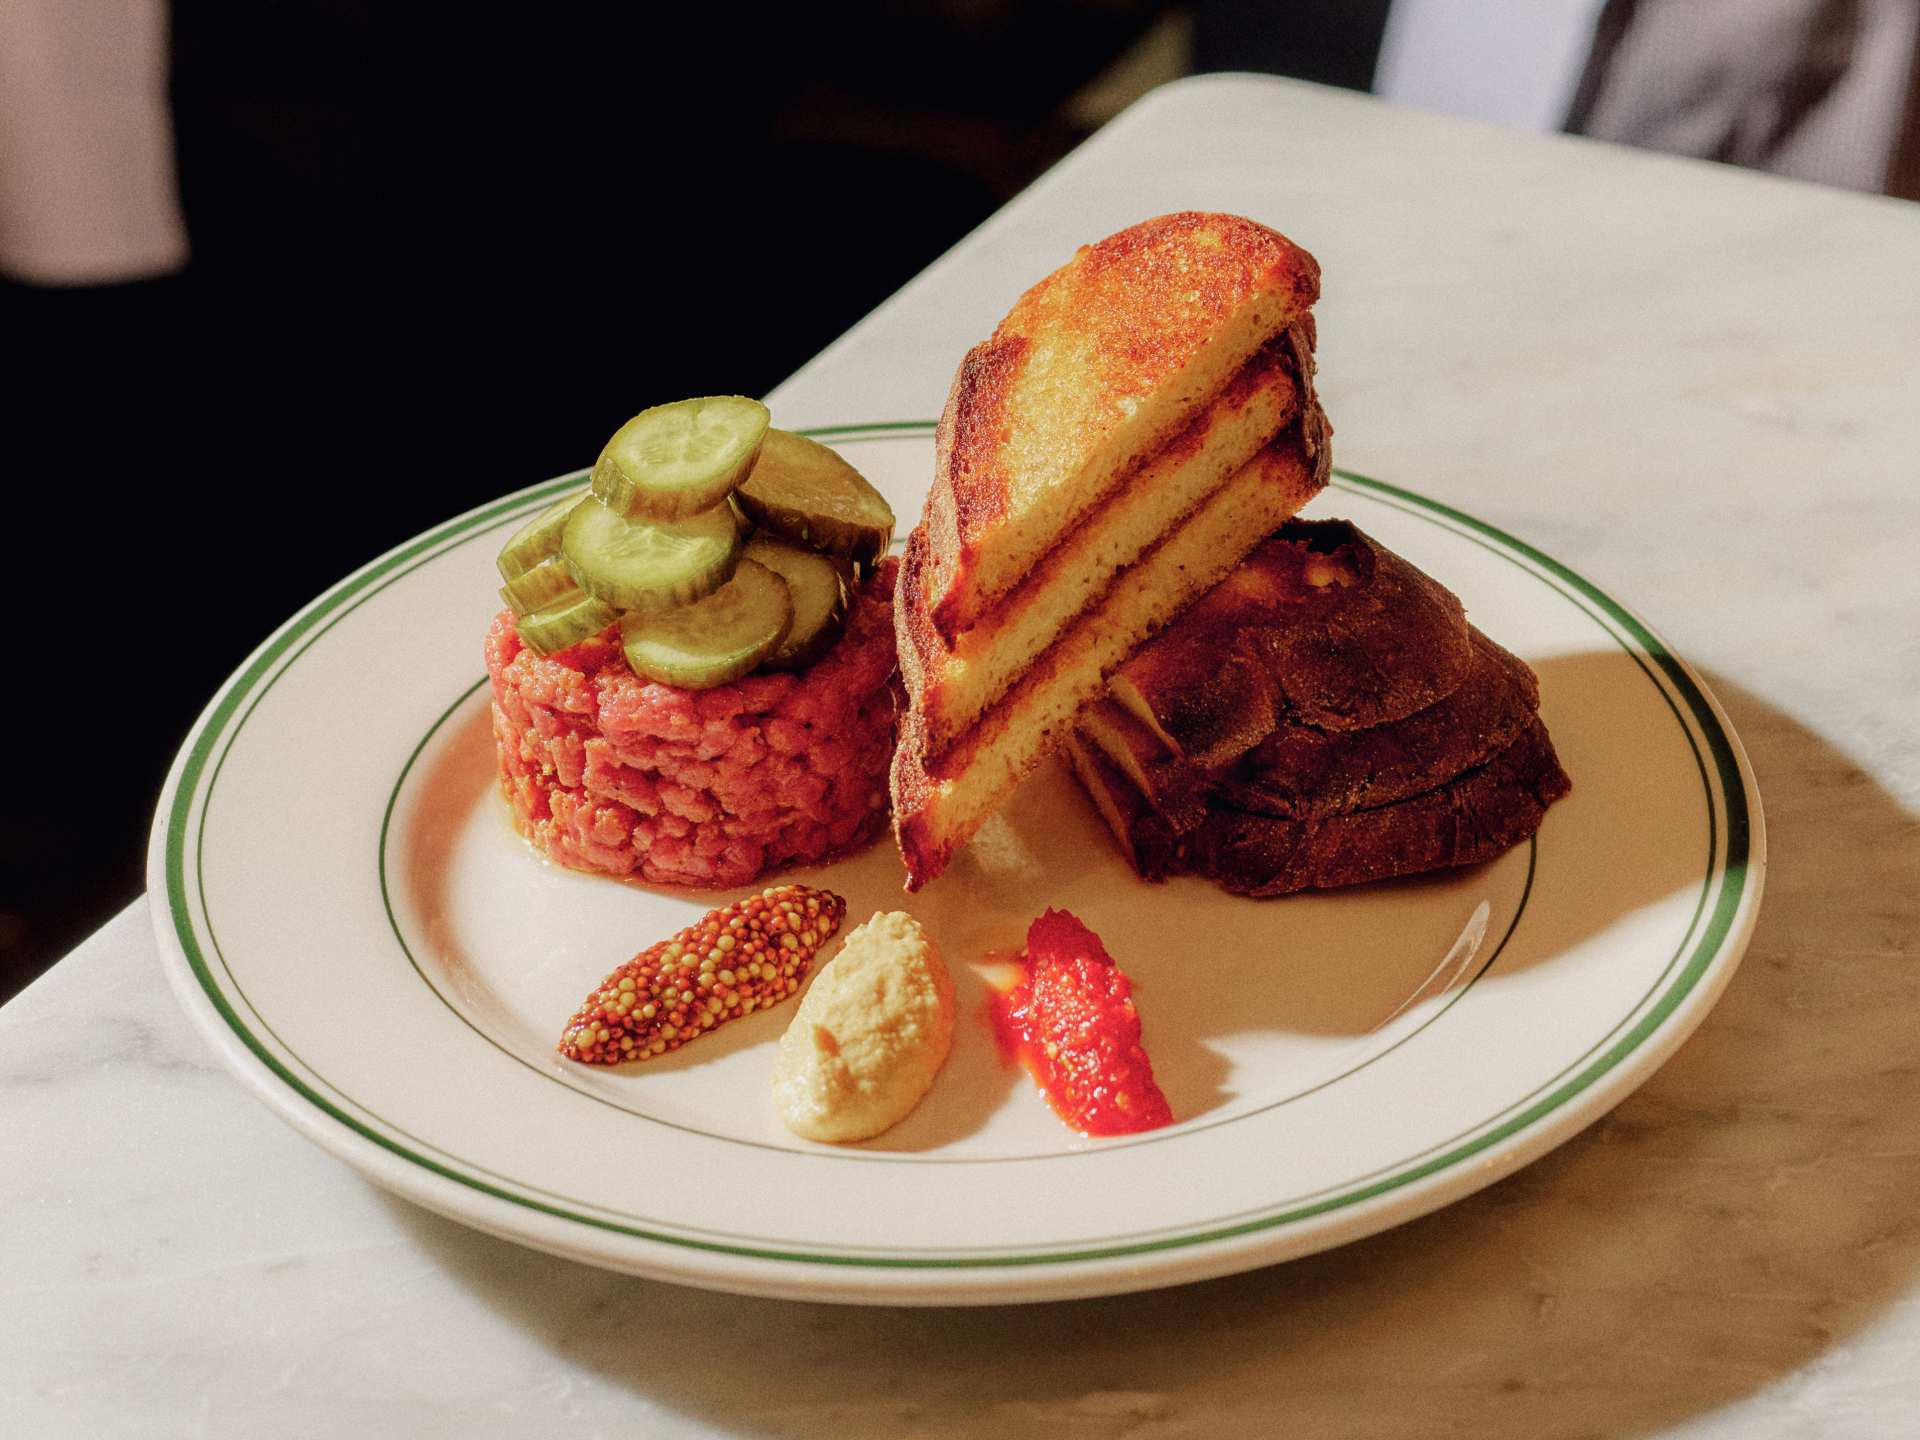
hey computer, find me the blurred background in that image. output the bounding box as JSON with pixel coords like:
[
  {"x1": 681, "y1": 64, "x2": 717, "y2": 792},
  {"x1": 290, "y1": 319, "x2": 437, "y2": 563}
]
[{"x1": 4, "y1": 0, "x2": 1916, "y2": 1002}]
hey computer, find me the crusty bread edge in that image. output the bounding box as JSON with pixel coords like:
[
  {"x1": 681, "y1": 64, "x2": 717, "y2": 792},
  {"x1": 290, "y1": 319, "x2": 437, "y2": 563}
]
[
  {"x1": 904, "y1": 335, "x2": 1304, "y2": 755},
  {"x1": 893, "y1": 404, "x2": 1330, "y2": 890},
  {"x1": 920, "y1": 212, "x2": 1322, "y2": 640}
]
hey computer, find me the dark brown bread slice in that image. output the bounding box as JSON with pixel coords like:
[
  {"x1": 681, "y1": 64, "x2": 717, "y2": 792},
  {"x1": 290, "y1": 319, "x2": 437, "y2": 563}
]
[
  {"x1": 1194, "y1": 718, "x2": 1571, "y2": 896},
  {"x1": 1067, "y1": 717, "x2": 1571, "y2": 893},
  {"x1": 1082, "y1": 625, "x2": 1540, "y2": 833},
  {"x1": 1107, "y1": 519, "x2": 1474, "y2": 770},
  {"x1": 1247, "y1": 519, "x2": 1476, "y2": 731},
  {"x1": 1221, "y1": 628, "x2": 1542, "y2": 820}
]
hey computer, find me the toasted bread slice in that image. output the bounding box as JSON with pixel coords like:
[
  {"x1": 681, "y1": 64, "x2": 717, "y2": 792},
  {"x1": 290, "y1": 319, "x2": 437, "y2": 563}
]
[
  {"x1": 922, "y1": 212, "x2": 1321, "y2": 640},
  {"x1": 892, "y1": 414, "x2": 1328, "y2": 890},
  {"x1": 903, "y1": 332, "x2": 1305, "y2": 755}
]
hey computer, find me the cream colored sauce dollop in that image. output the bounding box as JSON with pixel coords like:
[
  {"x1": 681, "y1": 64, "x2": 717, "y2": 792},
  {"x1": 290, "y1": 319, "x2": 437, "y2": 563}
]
[{"x1": 771, "y1": 911, "x2": 954, "y2": 1143}]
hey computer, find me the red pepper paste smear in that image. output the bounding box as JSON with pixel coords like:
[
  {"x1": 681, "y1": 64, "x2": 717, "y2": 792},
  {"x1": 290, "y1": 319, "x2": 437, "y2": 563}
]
[
  {"x1": 559, "y1": 885, "x2": 845, "y2": 1065},
  {"x1": 991, "y1": 908, "x2": 1174, "y2": 1136}
]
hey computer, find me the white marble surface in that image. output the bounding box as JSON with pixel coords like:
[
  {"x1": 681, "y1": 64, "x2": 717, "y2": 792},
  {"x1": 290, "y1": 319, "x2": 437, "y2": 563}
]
[{"x1": 5, "y1": 75, "x2": 1919, "y2": 1436}]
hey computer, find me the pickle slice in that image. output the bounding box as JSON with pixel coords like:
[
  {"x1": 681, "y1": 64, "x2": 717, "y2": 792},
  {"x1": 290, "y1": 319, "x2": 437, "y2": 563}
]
[
  {"x1": 735, "y1": 429, "x2": 894, "y2": 564},
  {"x1": 743, "y1": 537, "x2": 848, "y2": 672},
  {"x1": 619, "y1": 560, "x2": 793, "y2": 689},
  {"x1": 497, "y1": 489, "x2": 588, "y2": 581},
  {"x1": 499, "y1": 555, "x2": 581, "y2": 616},
  {"x1": 562, "y1": 496, "x2": 740, "y2": 614},
  {"x1": 516, "y1": 589, "x2": 619, "y2": 656},
  {"x1": 591, "y1": 396, "x2": 771, "y2": 521}
]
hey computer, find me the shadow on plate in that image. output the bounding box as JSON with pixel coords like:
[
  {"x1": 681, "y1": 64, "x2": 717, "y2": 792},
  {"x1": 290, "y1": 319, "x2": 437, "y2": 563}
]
[{"x1": 367, "y1": 671, "x2": 1920, "y2": 1437}]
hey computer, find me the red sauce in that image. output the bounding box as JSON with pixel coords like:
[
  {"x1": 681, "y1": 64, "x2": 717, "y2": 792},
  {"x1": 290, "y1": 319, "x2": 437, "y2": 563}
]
[{"x1": 990, "y1": 908, "x2": 1174, "y2": 1136}]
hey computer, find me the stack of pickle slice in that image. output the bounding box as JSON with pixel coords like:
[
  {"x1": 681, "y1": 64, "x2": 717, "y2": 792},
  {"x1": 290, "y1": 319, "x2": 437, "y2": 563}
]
[{"x1": 495, "y1": 398, "x2": 895, "y2": 689}]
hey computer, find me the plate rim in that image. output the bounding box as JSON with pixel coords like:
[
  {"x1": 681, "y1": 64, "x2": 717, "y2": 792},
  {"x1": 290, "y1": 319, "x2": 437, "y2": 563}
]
[{"x1": 148, "y1": 421, "x2": 1768, "y2": 1303}]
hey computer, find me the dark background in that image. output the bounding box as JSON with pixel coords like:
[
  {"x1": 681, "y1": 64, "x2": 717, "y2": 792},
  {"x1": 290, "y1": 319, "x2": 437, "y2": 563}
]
[{"x1": 0, "y1": 2, "x2": 1394, "y2": 1001}]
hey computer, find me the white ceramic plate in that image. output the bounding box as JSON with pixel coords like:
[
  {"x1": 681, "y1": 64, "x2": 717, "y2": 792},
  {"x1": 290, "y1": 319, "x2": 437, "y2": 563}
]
[{"x1": 150, "y1": 422, "x2": 1765, "y2": 1305}]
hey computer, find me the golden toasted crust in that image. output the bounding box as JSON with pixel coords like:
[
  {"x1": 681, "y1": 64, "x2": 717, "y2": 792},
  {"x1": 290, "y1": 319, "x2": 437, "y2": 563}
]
[
  {"x1": 894, "y1": 525, "x2": 946, "y2": 781},
  {"x1": 924, "y1": 212, "x2": 1321, "y2": 639},
  {"x1": 902, "y1": 334, "x2": 1304, "y2": 755},
  {"x1": 892, "y1": 410, "x2": 1329, "y2": 890}
]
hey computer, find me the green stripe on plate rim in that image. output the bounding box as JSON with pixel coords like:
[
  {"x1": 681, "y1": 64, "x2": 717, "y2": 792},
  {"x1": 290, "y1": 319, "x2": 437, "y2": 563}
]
[{"x1": 162, "y1": 420, "x2": 1753, "y2": 1270}]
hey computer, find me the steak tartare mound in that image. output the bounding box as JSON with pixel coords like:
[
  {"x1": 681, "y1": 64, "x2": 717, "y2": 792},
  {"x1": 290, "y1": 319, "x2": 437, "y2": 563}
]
[{"x1": 486, "y1": 559, "x2": 902, "y2": 888}]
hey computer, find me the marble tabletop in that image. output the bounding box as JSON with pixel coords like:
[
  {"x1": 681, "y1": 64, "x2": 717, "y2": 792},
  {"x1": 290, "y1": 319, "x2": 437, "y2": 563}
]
[{"x1": 5, "y1": 75, "x2": 1918, "y2": 1437}]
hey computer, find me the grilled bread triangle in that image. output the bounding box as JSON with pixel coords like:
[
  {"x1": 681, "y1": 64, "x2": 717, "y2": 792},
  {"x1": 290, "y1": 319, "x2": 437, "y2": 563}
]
[
  {"x1": 892, "y1": 411, "x2": 1329, "y2": 890},
  {"x1": 903, "y1": 329, "x2": 1309, "y2": 756},
  {"x1": 921, "y1": 212, "x2": 1321, "y2": 641}
]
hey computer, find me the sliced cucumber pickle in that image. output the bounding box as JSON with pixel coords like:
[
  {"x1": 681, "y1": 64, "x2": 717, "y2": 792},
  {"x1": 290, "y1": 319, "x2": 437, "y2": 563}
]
[
  {"x1": 516, "y1": 589, "x2": 619, "y2": 656},
  {"x1": 743, "y1": 537, "x2": 849, "y2": 672},
  {"x1": 497, "y1": 489, "x2": 588, "y2": 581},
  {"x1": 562, "y1": 496, "x2": 740, "y2": 614},
  {"x1": 619, "y1": 560, "x2": 793, "y2": 690},
  {"x1": 591, "y1": 396, "x2": 770, "y2": 521},
  {"x1": 735, "y1": 429, "x2": 894, "y2": 564},
  {"x1": 499, "y1": 555, "x2": 581, "y2": 616}
]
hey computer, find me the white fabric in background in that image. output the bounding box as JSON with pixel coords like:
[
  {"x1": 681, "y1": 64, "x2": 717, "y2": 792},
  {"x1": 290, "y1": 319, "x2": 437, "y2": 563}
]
[
  {"x1": 1373, "y1": 0, "x2": 1607, "y2": 131},
  {"x1": 0, "y1": 0, "x2": 186, "y2": 285},
  {"x1": 1571, "y1": 0, "x2": 1920, "y2": 194}
]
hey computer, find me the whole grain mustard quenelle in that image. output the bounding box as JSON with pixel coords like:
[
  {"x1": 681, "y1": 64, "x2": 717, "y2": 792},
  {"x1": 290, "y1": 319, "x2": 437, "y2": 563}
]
[
  {"x1": 772, "y1": 912, "x2": 955, "y2": 1143},
  {"x1": 558, "y1": 886, "x2": 846, "y2": 1064}
]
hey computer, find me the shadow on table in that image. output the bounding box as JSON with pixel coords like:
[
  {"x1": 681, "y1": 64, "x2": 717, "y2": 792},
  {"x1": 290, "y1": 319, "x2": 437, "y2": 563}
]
[{"x1": 381, "y1": 670, "x2": 1920, "y2": 1439}]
